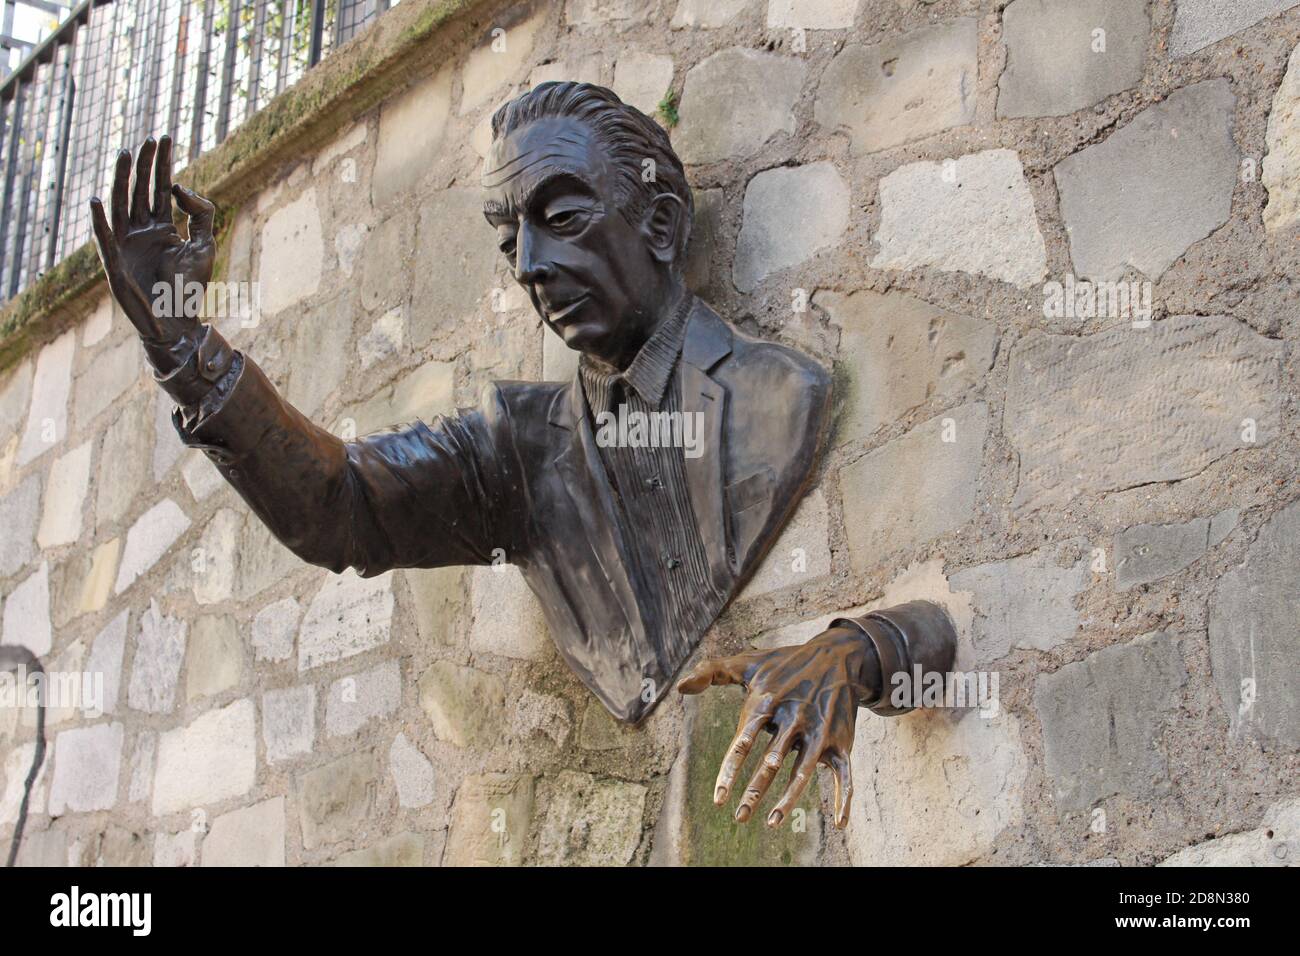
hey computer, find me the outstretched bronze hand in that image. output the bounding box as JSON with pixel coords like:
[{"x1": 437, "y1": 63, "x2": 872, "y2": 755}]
[
  {"x1": 677, "y1": 625, "x2": 877, "y2": 830},
  {"x1": 89, "y1": 135, "x2": 218, "y2": 374}
]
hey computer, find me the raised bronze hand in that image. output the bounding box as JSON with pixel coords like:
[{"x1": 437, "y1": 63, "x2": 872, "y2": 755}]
[
  {"x1": 89, "y1": 135, "x2": 217, "y2": 375},
  {"x1": 677, "y1": 624, "x2": 878, "y2": 830}
]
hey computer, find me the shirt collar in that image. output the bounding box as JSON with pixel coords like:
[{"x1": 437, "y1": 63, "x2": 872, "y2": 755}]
[{"x1": 579, "y1": 294, "x2": 693, "y2": 408}]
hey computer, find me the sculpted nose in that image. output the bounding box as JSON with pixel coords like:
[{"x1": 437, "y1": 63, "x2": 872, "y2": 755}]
[{"x1": 514, "y1": 225, "x2": 553, "y2": 284}]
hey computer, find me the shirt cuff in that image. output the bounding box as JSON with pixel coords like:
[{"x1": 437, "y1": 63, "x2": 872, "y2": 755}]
[{"x1": 154, "y1": 324, "x2": 237, "y2": 409}]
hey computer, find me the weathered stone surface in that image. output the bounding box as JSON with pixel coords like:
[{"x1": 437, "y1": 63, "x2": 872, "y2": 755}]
[
  {"x1": 127, "y1": 732, "x2": 155, "y2": 804},
  {"x1": 233, "y1": 517, "x2": 299, "y2": 602},
  {"x1": 185, "y1": 615, "x2": 243, "y2": 703},
  {"x1": 419, "y1": 661, "x2": 505, "y2": 749},
  {"x1": 312, "y1": 121, "x2": 367, "y2": 177},
  {"x1": 1263, "y1": 41, "x2": 1300, "y2": 233},
  {"x1": 87, "y1": 609, "x2": 128, "y2": 715},
  {"x1": 1054, "y1": 80, "x2": 1238, "y2": 280},
  {"x1": 358, "y1": 214, "x2": 414, "y2": 315},
  {"x1": 1169, "y1": 0, "x2": 1300, "y2": 57},
  {"x1": 734, "y1": 162, "x2": 849, "y2": 292},
  {"x1": 613, "y1": 50, "x2": 673, "y2": 116},
  {"x1": 389, "y1": 732, "x2": 435, "y2": 808},
  {"x1": 566, "y1": 0, "x2": 653, "y2": 26},
  {"x1": 675, "y1": 49, "x2": 805, "y2": 166},
  {"x1": 358, "y1": 307, "x2": 405, "y2": 370},
  {"x1": 737, "y1": 488, "x2": 831, "y2": 598},
  {"x1": 74, "y1": 337, "x2": 139, "y2": 431},
  {"x1": 1160, "y1": 797, "x2": 1299, "y2": 866},
  {"x1": 0, "y1": 741, "x2": 47, "y2": 824},
  {"x1": 1035, "y1": 632, "x2": 1188, "y2": 812},
  {"x1": 1209, "y1": 499, "x2": 1300, "y2": 746},
  {"x1": 444, "y1": 772, "x2": 534, "y2": 866},
  {"x1": 153, "y1": 830, "x2": 196, "y2": 867},
  {"x1": 114, "y1": 498, "x2": 191, "y2": 593},
  {"x1": 0, "y1": 359, "x2": 32, "y2": 441},
  {"x1": 333, "y1": 831, "x2": 424, "y2": 866},
  {"x1": 95, "y1": 395, "x2": 152, "y2": 531},
  {"x1": 37, "y1": 440, "x2": 92, "y2": 548},
  {"x1": 816, "y1": 20, "x2": 977, "y2": 154},
  {"x1": 680, "y1": 686, "x2": 819, "y2": 865},
  {"x1": 849, "y1": 707, "x2": 1026, "y2": 865},
  {"x1": 683, "y1": 187, "x2": 723, "y2": 300},
  {"x1": 262, "y1": 684, "x2": 316, "y2": 764},
  {"x1": 840, "y1": 403, "x2": 988, "y2": 568},
  {"x1": 529, "y1": 56, "x2": 605, "y2": 88},
  {"x1": 374, "y1": 67, "x2": 452, "y2": 207},
  {"x1": 283, "y1": 296, "x2": 354, "y2": 416},
  {"x1": 18, "y1": 329, "x2": 74, "y2": 466},
  {"x1": 998, "y1": 0, "x2": 1149, "y2": 118},
  {"x1": 820, "y1": 289, "x2": 995, "y2": 445},
  {"x1": 251, "y1": 596, "x2": 301, "y2": 663},
  {"x1": 13, "y1": 828, "x2": 65, "y2": 866},
  {"x1": 578, "y1": 700, "x2": 637, "y2": 751},
  {"x1": 1005, "y1": 316, "x2": 1281, "y2": 512},
  {"x1": 1115, "y1": 509, "x2": 1238, "y2": 589},
  {"x1": 0, "y1": 473, "x2": 40, "y2": 577},
  {"x1": 326, "y1": 658, "x2": 401, "y2": 737},
  {"x1": 2, "y1": 561, "x2": 51, "y2": 656},
  {"x1": 47, "y1": 722, "x2": 123, "y2": 814},
  {"x1": 339, "y1": 360, "x2": 455, "y2": 436},
  {"x1": 767, "y1": 0, "x2": 857, "y2": 29},
  {"x1": 950, "y1": 541, "x2": 1089, "y2": 663},
  {"x1": 202, "y1": 796, "x2": 286, "y2": 866},
  {"x1": 538, "y1": 770, "x2": 646, "y2": 865},
  {"x1": 411, "y1": 189, "x2": 498, "y2": 346},
  {"x1": 180, "y1": 450, "x2": 224, "y2": 502},
  {"x1": 511, "y1": 688, "x2": 572, "y2": 748},
  {"x1": 469, "y1": 565, "x2": 547, "y2": 659},
  {"x1": 128, "y1": 600, "x2": 187, "y2": 714},
  {"x1": 671, "y1": 0, "x2": 748, "y2": 28},
  {"x1": 405, "y1": 565, "x2": 463, "y2": 646},
  {"x1": 78, "y1": 538, "x2": 120, "y2": 616},
  {"x1": 299, "y1": 749, "x2": 375, "y2": 850},
  {"x1": 299, "y1": 570, "x2": 395, "y2": 671},
  {"x1": 192, "y1": 508, "x2": 242, "y2": 605},
  {"x1": 82, "y1": 295, "x2": 115, "y2": 347},
  {"x1": 259, "y1": 189, "x2": 325, "y2": 317},
  {"x1": 872, "y1": 149, "x2": 1047, "y2": 287},
  {"x1": 152, "y1": 698, "x2": 256, "y2": 815},
  {"x1": 460, "y1": 8, "x2": 544, "y2": 113}
]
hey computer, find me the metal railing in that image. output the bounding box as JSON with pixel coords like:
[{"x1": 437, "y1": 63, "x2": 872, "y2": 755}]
[{"x1": 0, "y1": 0, "x2": 397, "y2": 305}]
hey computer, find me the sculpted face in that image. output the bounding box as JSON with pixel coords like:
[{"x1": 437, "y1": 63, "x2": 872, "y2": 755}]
[{"x1": 483, "y1": 116, "x2": 674, "y2": 369}]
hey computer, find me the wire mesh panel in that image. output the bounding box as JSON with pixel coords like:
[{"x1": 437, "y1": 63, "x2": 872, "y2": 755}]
[{"x1": 0, "y1": 0, "x2": 396, "y2": 305}]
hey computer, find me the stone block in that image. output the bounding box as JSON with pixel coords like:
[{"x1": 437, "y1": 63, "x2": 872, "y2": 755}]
[
  {"x1": 0, "y1": 473, "x2": 40, "y2": 578},
  {"x1": 1054, "y1": 80, "x2": 1238, "y2": 280},
  {"x1": 737, "y1": 488, "x2": 831, "y2": 598},
  {"x1": 358, "y1": 213, "x2": 415, "y2": 315},
  {"x1": 820, "y1": 289, "x2": 995, "y2": 444},
  {"x1": 299, "y1": 749, "x2": 376, "y2": 850},
  {"x1": 816, "y1": 19, "x2": 977, "y2": 153},
  {"x1": 185, "y1": 615, "x2": 243, "y2": 703},
  {"x1": 1114, "y1": 509, "x2": 1238, "y2": 589},
  {"x1": 389, "y1": 732, "x2": 435, "y2": 808},
  {"x1": 733, "y1": 162, "x2": 849, "y2": 292},
  {"x1": 840, "y1": 403, "x2": 987, "y2": 568},
  {"x1": 418, "y1": 660, "x2": 505, "y2": 749},
  {"x1": 1160, "y1": 797, "x2": 1299, "y2": 866},
  {"x1": 1263, "y1": 41, "x2": 1300, "y2": 233},
  {"x1": 373, "y1": 67, "x2": 452, "y2": 208},
  {"x1": 538, "y1": 770, "x2": 646, "y2": 865},
  {"x1": 998, "y1": 0, "x2": 1149, "y2": 118},
  {"x1": 0, "y1": 359, "x2": 32, "y2": 442},
  {"x1": 153, "y1": 830, "x2": 196, "y2": 867},
  {"x1": 469, "y1": 565, "x2": 548, "y2": 659},
  {"x1": 0, "y1": 741, "x2": 47, "y2": 824},
  {"x1": 257, "y1": 189, "x2": 324, "y2": 316},
  {"x1": 262, "y1": 683, "x2": 316, "y2": 764},
  {"x1": 671, "y1": 0, "x2": 749, "y2": 29},
  {"x1": 1169, "y1": 0, "x2": 1299, "y2": 57},
  {"x1": 128, "y1": 601, "x2": 187, "y2": 715},
  {"x1": 1005, "y1": 316, "x2": 1281, "y2": 512},
  {"x1": 95, "y1": 395, "x2": 152, "y2": 532},
  {"x1": 114, "y1": 498, "x2": 191, "y2": 594},
  {"x1": 3, "y1": 561, "x2": 52, "y2": 656},
  {"x1": 565, "y1": 0, "x2": 654, "y2": 26},
  {"x1": 326, "y1": 658, "x2": 401, "y2": 737},
  {"x1": 613, "y1": 50, "x2": 674, "y2": 116},
  {"x1": 1035, "y1": 632, "x2": 1188, "y2": 812},
  {"x1": 86, "y1": 609, "x2": 128, "y2": 715},
  {"x1": 460, "y1": 8, "x2": 545, "y2": 113},
  {"x1": 74, "y1": 337, "x2": 139, "y2": 430},
  {"x1": 192, "y1": 508, "x2": 242, "y2": 605},
  {"x1": 251, "y1": 596, "x2": 301, "y2": 663},
  {"x1": 404, "y1": 565, "x2": 463, "y2": 646},
  {"x1": 299, "y1": 570, "x2": 395, "y2": 671},
  {"x1": 871, "y1": 149, "x2": 1047, "y2": 287},
  {"x1": 675, "y1": 48, "x2": 805, "y2": 165},
  {"x1": 152, "y1": 698, "x2": 256, "y2": 815},
  {"x1": 202, "y1": 796, "x2": 286, "y2": 866},
  {"x1": 411, "y1": 189, "x2": 499, "y2": 347},
  {"x1": 47, "y1": 722, "x2": 123, "y2": 814},
  {"x1": 333, "y1": 831, "x2": 425, "y2": 866},
  {"x1": 767, "y1": 0, "x2": 858, "y2": 29},
  {"x1": 444, "y1": 772, "x2": 534, "y2": 866},
  {"x1": 1209, "y1": 499, "x2": 1300, "y2": 746},
  {"x1": 38, "y1": 440, "x2": 92, "y2": 548},
  {"x1": 78, "y1": 538, "x2": 121, "y2": 616},
  {"x1": 18, "y1": 329, "x2": 74, "y2": 466}
]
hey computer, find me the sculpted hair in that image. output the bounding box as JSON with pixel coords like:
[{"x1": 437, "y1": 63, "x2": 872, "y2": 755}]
[{"x1": 490, "y1": 81, "x2": 694, "y2": 263}]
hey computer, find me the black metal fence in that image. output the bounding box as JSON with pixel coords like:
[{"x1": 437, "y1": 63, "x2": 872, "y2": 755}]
[{"x1": 0, "y1": 0, "x2": 395, "y2": 305}]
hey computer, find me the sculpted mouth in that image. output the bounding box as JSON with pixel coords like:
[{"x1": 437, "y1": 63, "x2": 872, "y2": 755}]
[{"x1": 545, "y1": 294, "x2": 589, "y2": 324}]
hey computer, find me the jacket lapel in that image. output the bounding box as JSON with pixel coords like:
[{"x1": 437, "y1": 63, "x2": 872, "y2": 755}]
[
  {"x1": 548, "y1": 381, "x2": 646, "y2": 647},
  {"x1": 679, "y1": 300, "x2": 734, "y2": 593}
]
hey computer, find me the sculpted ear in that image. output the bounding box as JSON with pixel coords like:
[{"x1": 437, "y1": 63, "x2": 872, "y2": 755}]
[{"x1": 641, "y1": 192, "x2": 686, "y2": 266}]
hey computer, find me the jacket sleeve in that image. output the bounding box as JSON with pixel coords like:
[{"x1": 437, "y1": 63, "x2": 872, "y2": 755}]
[{"x1": 169, "y1": 328, "x2": 528, "y2": 577}]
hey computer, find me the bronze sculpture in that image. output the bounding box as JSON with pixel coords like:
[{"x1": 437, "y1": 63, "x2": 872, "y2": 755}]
[{"x1": 89, "y1": 82, "x2": 956, "y2": 830}]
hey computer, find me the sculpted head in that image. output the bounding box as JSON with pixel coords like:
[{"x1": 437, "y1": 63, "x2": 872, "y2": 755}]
[{"x1": 483, "y1": 82, "x2": 694, "y2": 369}]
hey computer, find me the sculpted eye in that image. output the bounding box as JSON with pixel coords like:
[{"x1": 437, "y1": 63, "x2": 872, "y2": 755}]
[{"x1": 546, "y1": 207, "x2": 590, "y2": 233}]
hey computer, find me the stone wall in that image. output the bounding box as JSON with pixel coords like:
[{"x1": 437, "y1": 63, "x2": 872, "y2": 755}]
[{"x1": 1, "y1": 0, "x2": 1297, "y2": 867}]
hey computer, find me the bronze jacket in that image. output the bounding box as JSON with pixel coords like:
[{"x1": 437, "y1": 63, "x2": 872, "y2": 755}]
[{"x1": 174, "y1": 298, "x2": 832, "y2": 721}]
